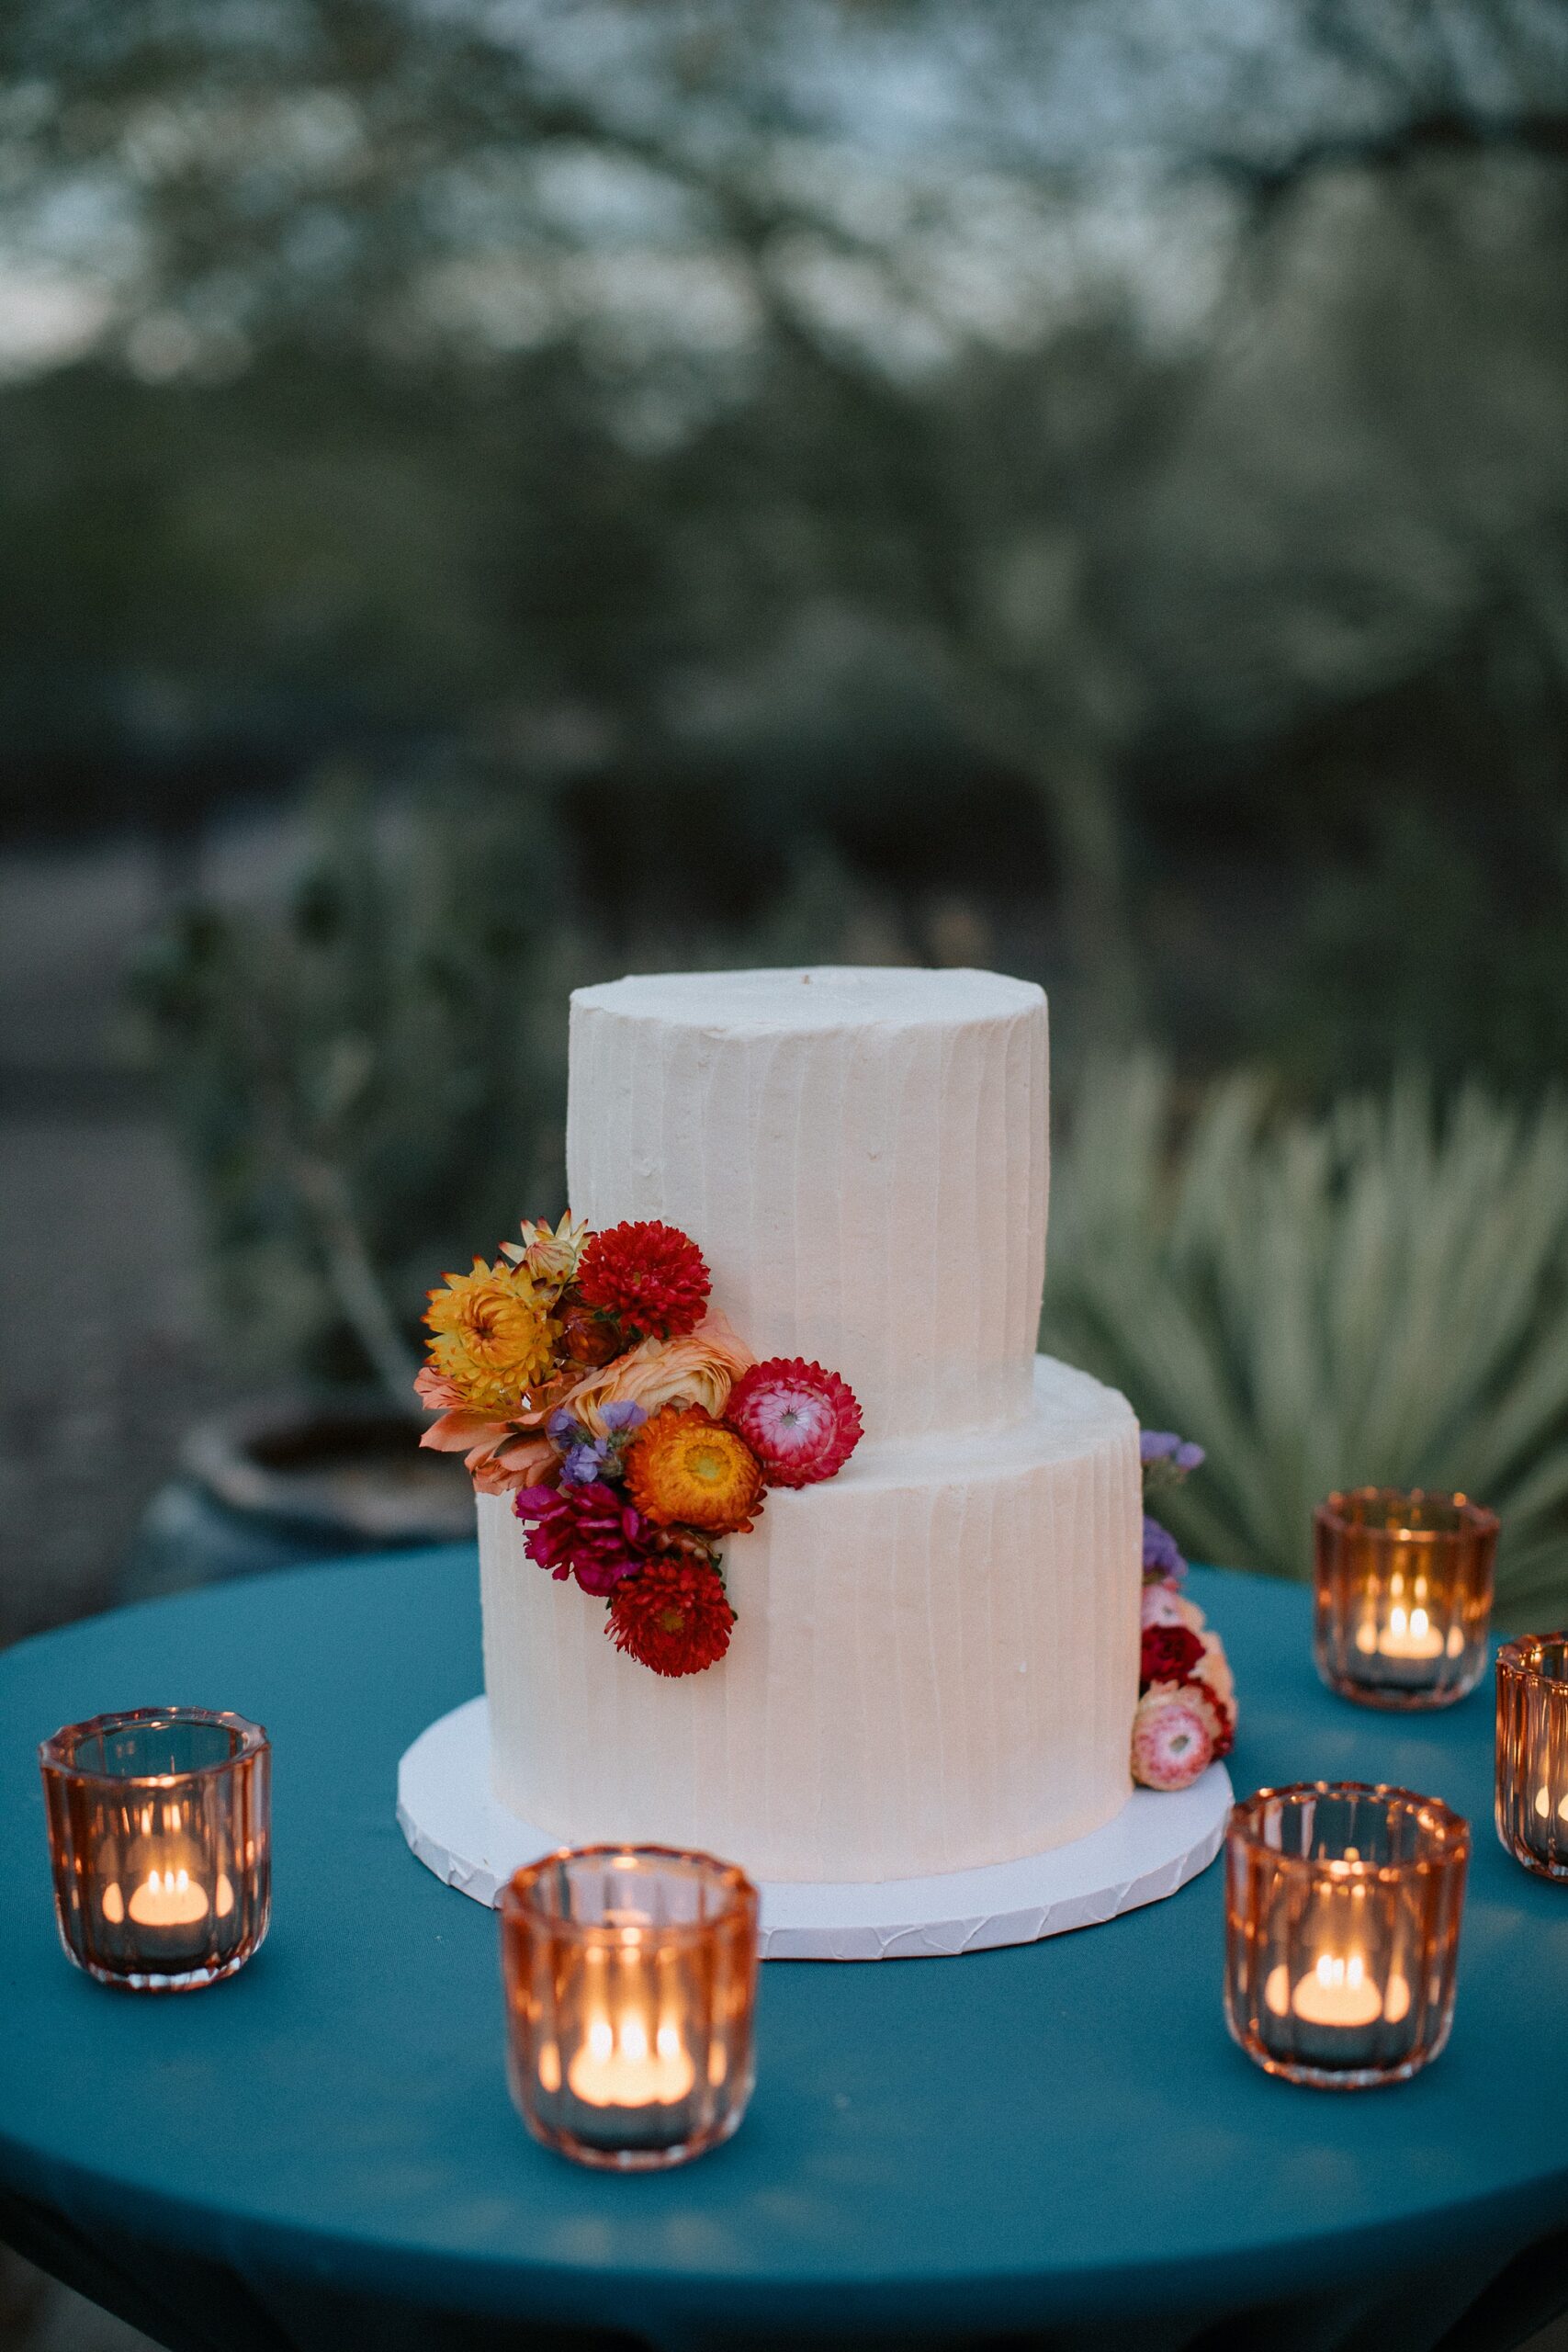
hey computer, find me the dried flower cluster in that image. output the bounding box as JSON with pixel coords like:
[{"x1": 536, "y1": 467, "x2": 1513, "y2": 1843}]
[
  {"x1": 417, "y1": 1216, "x2": 861, "y2": 1676},
  {"x1": 1132, "y1": 1430, "x2": 1236, "y2": 1790}
]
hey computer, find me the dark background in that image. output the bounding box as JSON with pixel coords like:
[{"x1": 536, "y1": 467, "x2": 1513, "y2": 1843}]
[{"x1": 2, "y1": 6, "x2": 1567, "y2": 2340}]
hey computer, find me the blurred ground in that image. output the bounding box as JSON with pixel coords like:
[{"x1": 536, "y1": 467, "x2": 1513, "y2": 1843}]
[
  {"x1": 0, "y1": 840, "x2": 221, "y2": 2350},
  {"x1": 0, "y1": 839, "x2": 226, "y2": 1648},
  {"x1": 0, "y1": 2265, "x2": 150, "y2": 2352}
]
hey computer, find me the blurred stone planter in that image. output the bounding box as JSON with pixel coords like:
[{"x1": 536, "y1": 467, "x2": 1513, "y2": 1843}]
[{"x1": 119, "y1": 1393, "x2": 476, "y2": 1600}]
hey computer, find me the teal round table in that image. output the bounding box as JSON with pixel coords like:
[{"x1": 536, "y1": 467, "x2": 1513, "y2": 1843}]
[{"x1": 2, "y1": 1555, "x2": 1566, "y2": 2352}]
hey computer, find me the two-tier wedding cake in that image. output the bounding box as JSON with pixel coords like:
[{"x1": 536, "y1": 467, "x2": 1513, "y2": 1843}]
[{"x1": 474, "y1": 967, "x2": 1142, "y2": 1885}]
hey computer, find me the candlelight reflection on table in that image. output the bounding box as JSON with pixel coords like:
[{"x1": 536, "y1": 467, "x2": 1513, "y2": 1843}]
[
  {"x1": 1224, "y1": 1783, "x2": 1468, "y2": 2088},
  {"x1": 501, "y1": 1844, "x2": 759, "y2": 2170},
  {"x1": 1496, "y1": 1634, "x2": 1568, "y2": 1881},
  {"x1": 1314, "y1": 1488, "x2": 1497, "y2": 1709},
  {"x1": 39, "y1": 1708, "x2": 270, "y2": 1991}
]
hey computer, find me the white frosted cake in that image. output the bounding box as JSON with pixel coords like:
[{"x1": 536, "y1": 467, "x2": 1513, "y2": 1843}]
[{"x1": 478, "y1": 967, "x2": 1142, "y2": 1883}]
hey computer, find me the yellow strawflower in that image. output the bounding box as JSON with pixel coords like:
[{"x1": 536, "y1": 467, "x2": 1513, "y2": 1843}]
[{"x1": 424, "y1": 1259, "x2": 558, "y2": 1413}]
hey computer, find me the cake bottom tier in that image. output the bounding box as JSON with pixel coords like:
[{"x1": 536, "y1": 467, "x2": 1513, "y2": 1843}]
[{"x1": 479, "y1": 1355, "x2": 1141, "y2": 1884}]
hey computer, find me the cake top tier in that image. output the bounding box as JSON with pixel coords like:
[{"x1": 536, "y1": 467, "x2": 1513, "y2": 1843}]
[
  {"x1": 567, "y1": 966, "x2": 1049, "y2": 1446},
  {"x1": 572, "y1": 966, "x2": 1043, "y2": 1035}
]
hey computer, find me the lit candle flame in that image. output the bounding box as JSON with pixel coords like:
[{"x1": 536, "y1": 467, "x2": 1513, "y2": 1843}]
[
  {"x1": 1265, "y1": 1952, "x2": 1409, "y2": 2029},
  {"x1": 127, "y1": 1866, "x2": 210, "y2": 1928},
  {"x1": 566, "y1": 2003, "x2": 696, "y2": 2109},
  {"x1": 1375, "y1": 1603, "x2": 1445, "y2": 1661}
]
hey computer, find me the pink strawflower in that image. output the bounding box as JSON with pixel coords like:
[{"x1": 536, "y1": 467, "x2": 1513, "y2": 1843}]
[
  {"x1": 513, "y1": 1479, "x2": 652, "y2": 1597},
  {"x1": 1131, "y1": 1681, "x2": 1219, "y2": 1791},
  {"x1": 726, "y1": 1358, "x2": 863, "y2": 1487}
]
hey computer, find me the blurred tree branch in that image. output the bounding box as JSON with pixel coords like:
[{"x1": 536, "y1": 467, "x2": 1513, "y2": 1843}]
[{"x1": 5, "y1": 0, "x2": 1567, "y2": 1064}]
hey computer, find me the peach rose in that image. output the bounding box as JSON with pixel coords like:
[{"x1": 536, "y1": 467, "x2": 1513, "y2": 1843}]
[{"x1": 564, "y1": 1310, "x2": 756, "y2": 1438}]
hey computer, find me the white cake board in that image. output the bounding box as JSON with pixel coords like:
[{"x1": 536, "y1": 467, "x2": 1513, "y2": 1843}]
[{"x1": 398, "y1": 1697, "x2": 1232, "y2": 1960}]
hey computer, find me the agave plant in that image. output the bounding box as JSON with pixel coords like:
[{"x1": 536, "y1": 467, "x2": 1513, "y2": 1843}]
[{"x1": 1043, "y1": 1058, "x2": 1568, "y2": 1622}]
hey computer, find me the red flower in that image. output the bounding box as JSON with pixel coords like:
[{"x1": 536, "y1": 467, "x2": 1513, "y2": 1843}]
[
  {"x1": 513, "y1": 1480, "x2": 651, "y2": 1597},
  {"x1": 575, "y1": 1220, "x2": 712, "y2": 1340},
  {"x1": 726, "y1": 1358, "x2": 863, "y2": 1487},
  {"x1": 1139, "y1": 1623, "x2": 1206, "y2": 1690},
  {"x1": 607, "y1": 1553, "x2": 736, "y2": 1678}
]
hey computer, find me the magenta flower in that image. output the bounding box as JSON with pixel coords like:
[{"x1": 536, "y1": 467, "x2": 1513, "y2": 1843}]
[{"x1": 512, "y1": 1480, "x2": 652, "y2": 1596}]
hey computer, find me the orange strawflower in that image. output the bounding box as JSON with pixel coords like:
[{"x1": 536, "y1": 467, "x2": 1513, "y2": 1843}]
[{"x1": 624, "y1": 1405, "x2": 764, "y2": 1535}]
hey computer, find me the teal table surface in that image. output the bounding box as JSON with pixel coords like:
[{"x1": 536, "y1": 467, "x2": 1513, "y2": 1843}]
[{"x1": 1, "y1": 1553, "x2": 1565, "y2": 2352}]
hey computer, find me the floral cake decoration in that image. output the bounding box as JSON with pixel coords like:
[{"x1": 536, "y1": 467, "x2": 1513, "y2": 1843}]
[
  {"x1": 416, "y1": 1214, "x2": 862, "y2": 1679},
  {"x1": 417, "y1": 1214, "x2": 1234, "y2": 1777},
  {"x1": 1133, "y1": 1431, "x2": 1235, "y2": 1791}
]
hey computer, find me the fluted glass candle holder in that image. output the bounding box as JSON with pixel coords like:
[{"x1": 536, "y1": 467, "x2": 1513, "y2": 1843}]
[
  {"x1": 1314, "y1": 1487, "x2": 1497, "y2": 1709},
  {"x1": 1224, "y1": 1782, "x2": 1469, "y2": 2089},
  {"x1": 501, "y1": 1845, "x2": 759, "y2": 2171},
  {"x1": 39, "y1": 1709, "x2": 271, "y2": 1991},
  {"x1": 1496, "y1": 1634, "x2": 1568, "y2": 1880}
]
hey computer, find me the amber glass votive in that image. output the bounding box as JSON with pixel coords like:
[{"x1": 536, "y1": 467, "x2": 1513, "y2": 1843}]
[
  {"x1": 501, "y1": 1845, "x2": 759, "y2": 2170},
  {"x1": 1224, "y1": 1782, "x2": 1469, "y2": 2089},
  {"x1": 39, "y1": 1709, "x2": 271, "y2": 1991},
  {"x1": 1314, "y1": 1487, "x2": 1497, "y2": 1709},
  {"x1": 1496, "y1": 1634, "x2": 1568, "y2": 1880}
]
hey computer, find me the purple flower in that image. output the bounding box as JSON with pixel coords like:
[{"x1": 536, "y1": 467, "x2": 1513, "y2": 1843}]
[
  {"x1": 601, "y1": 1399, "x2": 647, "y2": 1433},
  {"x1": 1141, "y1": 1429, "x2": 1205, "y2": 1485},
  {"x1": 547, "y1": 1408, "x2": 581, "y2": 1443},
  {"x1": 1143, "y1": 1514, "x2": 1187, "y2": 1582},
  {"x1": 561, "y1": 1442, "x2": 608, "y2": 1486}
]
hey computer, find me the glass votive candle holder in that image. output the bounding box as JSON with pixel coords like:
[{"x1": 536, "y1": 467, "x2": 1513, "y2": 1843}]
[
  {"x1": 39, "y1": 1709, "x2": 271, "y2": 1991},
  {"x1": 500, "y1": 1844, "x2": 760, "y2": 2171},
  {"x1": 1224, "y1": 1782, "x2": 1469, "y2": 2089},
  {"x1": 1314, "y1": 1487, "x2": 1497, "y2": 1709},
  {"x1": 1495, "y1": 1634, "x2": 1568, "y2": 1880}
]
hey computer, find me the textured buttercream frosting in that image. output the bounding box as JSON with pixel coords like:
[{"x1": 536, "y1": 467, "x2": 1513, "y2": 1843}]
[
  {"x1": 567, "y1": 967, "x2": 1048, "y2": 1444},
  {"x1": 480, "y1": 965, "x2": 1142, "y2": 1885},
  {"x1": 482, "y1": 1357, "x2": 1139, "y2": 1882}
]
